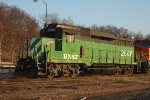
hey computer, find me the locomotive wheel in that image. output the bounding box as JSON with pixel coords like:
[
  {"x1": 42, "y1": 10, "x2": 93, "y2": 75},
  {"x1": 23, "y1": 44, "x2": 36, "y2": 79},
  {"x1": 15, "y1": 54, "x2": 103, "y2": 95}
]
[
  {"x1": 49, "y1": 64, "x2": 62, "y2": 77},
  {"x1": 69, "y1": 70, "x2": 76, "y2": 77},
  {"x1": 69, "y1": 64, "x2": 80, "y2": 77},
  {"x1": 130, "y1": 66, "x2": 134, "y2": 74},
  {"x1": 142, "y1": 68, "x2": 149, "y2": 74},
  {"x1": 115, "y1": 66, "x2": 121, "y2": 76},
  {"x1": 49, "y1": 67, "x2": 55, "y2": 77},
  {"x1": 141, "y1": 62, "x2": 149, "y2": 74},
  {"x1": 124, "y1": 66, "x2": 132, "y2": 75},
  {"x1": 62, "y1": 65, "x2": 70, "y2": 76}
]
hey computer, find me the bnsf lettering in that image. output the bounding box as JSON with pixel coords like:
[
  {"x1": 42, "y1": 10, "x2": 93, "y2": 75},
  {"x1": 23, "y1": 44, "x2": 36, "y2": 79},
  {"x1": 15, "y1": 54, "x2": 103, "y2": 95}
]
[{"x1": 63, "y1": 54, "x2": 78, "y2": 60}]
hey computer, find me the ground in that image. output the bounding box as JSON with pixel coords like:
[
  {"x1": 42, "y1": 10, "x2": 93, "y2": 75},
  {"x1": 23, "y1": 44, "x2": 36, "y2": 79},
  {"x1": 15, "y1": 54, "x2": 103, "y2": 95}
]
[{"x1": 0, "y1": 73, "x2": 150, "y2": 100}]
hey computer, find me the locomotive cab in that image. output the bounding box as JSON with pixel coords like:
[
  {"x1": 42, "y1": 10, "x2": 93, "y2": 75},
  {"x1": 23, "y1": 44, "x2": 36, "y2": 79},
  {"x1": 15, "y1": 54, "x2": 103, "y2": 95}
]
[{"x1": 40, "y1": 24, "x2": 63, "y2": 51}]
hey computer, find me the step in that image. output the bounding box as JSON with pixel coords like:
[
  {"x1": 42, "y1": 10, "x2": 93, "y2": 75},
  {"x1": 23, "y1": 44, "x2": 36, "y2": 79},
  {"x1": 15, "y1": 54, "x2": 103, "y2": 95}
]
[
  {"x1": 38, "y1": 71, "x2": 44, "y2": 76},
  {"x1": 37, "y1": 66, "x2": 44, "y2": 70}
]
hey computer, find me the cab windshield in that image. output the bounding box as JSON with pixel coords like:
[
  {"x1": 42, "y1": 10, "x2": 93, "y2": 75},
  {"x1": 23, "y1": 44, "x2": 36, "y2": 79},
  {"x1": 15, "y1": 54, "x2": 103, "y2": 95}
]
[{"x1": 40, "y1": 27, "x2": 62, "y2": 39}]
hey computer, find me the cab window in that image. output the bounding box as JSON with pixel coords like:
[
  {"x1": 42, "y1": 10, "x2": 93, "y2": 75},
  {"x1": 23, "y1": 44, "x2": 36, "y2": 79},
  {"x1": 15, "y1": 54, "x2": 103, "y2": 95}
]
[{"x1": 66, "y1": 35, "x2": 75, "y2": 43}]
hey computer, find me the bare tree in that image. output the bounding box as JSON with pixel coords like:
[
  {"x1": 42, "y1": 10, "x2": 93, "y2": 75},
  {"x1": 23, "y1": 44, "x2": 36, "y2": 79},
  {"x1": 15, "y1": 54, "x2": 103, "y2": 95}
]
[
  {"x1": 145, "y1": 33, "x2": 150, "y2": 39},
  {"x1": 40, "y1": 12, "x2": 60, "y2": 25},
  {"x1": 61, "y1": 16, "x2": 74, "y2": 25},
  {"x1": 134, "y1": 32, "x2": 144, "y2": 40},
  {"x1": 0, "y1": 2, "x2": 39, "y2": 62},
  {"x1": 91, "y1": 24, "x2": 134, "y2": 38}
]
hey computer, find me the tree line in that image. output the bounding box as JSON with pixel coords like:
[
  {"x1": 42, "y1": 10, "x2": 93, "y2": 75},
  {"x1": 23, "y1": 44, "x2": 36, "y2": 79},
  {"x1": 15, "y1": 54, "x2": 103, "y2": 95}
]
[
  {"x1": 0, "y1": 3, "x2": 39, "y2": 62},
  {"x1": 41, "y1": 13, "x2": 150, "y2": 40}
]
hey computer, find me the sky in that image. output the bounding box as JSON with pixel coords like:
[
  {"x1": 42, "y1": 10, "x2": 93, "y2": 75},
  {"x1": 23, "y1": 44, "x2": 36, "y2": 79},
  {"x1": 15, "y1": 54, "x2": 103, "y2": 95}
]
[{"x1": 1, "y1": 0, "x2": 150, "y2": 34}]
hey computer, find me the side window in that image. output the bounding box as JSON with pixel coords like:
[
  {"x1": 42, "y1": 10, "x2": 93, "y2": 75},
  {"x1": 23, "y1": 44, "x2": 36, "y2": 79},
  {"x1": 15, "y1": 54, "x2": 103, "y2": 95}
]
[{"x1": 67, "y1": 35, "x2": 75, "y2": 43}]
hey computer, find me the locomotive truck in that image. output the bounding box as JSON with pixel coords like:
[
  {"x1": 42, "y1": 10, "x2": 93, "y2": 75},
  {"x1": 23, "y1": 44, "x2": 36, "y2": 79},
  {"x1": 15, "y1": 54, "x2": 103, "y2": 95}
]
[{"x1": 14, "y1": 24, "x2": 149, "y2": 78}]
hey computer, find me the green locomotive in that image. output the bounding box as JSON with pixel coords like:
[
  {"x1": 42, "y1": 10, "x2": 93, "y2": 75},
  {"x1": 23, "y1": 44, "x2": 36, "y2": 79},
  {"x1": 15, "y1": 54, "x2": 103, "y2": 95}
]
[{"x1": 15, "y1": 24, "x2": 148, "y2": 77}]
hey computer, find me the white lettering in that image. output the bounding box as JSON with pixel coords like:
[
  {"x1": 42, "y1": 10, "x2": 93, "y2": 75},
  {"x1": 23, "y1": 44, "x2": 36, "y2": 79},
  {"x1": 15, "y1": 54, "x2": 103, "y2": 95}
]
[
  {"x1": 63, "y1": 54, "x2": 68, "y2": 59},
  {"x1": 71, "y1": 55, "x2": 75, "y2": 59},
  {"x1": 63, "y1": 54, "x2": 78, "y2": 59},
  {"x1": 74, "y1": 55, "x2": 78, "y2": 59},
  {"x1": 68, "y1": 54, "x2": 72, "y2": 59},
  {"x1": 121, "y1": 50, "x2": 132, "y2": 57}
]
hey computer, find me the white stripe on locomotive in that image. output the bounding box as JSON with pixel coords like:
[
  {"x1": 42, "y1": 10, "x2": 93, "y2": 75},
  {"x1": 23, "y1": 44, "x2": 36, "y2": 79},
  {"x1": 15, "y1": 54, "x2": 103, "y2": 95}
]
[{"x1": 30, "y1": 38, "x2": 42, "y2": 57}]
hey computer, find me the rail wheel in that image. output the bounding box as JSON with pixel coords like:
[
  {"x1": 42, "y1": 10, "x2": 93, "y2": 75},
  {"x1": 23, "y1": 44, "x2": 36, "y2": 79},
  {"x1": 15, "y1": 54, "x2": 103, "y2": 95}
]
[
  {"x1": 115, "y1": 66, "x2": 121, "y2": 76},
  {"x1": 62, "y1": 65, "x2": 70, "y2": 76},
  {"x1": 48, "y1": 67, "x2": 55, "y2": 77},
  {"x1": 69, "y1": 64, "x2": 80, "y2": 77},
  {"x1": 141, "y1": 62, "x2": 149, "y2": 74},
  {"x1": 48, "y1": 64, "x2": 62, "y2": 77},
  {"x1": 124, "y1": 66, "x2": 132, "y2": 75}
]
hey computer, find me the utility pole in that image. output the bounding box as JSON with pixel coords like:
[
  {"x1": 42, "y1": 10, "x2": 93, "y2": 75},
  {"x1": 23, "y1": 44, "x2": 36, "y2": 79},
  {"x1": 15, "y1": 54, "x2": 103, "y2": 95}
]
[{"x1": 33, "y1": 0, "x2": 48, "y2": 27}]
